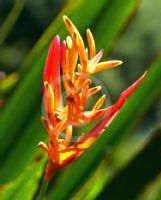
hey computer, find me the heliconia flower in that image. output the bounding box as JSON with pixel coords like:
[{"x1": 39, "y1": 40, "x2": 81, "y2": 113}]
[{"x1": 38, "y1": 15, "x2": 146, "y2": 181}]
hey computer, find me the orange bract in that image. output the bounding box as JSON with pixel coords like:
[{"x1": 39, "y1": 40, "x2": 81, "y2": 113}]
[{"x1": 39, "y1": 15, "x2": 146, "y2": 181}]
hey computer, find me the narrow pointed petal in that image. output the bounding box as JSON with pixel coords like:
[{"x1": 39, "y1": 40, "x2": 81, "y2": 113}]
[
  {"x1": 63, "y1": 16, "x2": 87, "y2": 68},
  {"x1": 43, "y1": 36, "x2": 62, "y2": 110},
  {"x1": 88, "y1": 86, "x2": 102, "y2": 96},
  {"x1": 93, "y1": 60, "x2": 123, "y2": 74},
  {"x1": 70, "y1": 31, "x2": 78, "y2": 73},
  {"x1": 83, "y1": 107, "x2": 111, "y2": 123},
  {"x1": 66, "y1": 35, "x2": 72, "y2": 48},
  {"x1": 86, "y1": 29, "x2": 96, "y2": 59},
  {"x1": 87, "y1": 49, "x2": 104, "y2": 74},
  {"x1": 63, "y1": 15, "x2": 76, "y2": 36},
  {"x1": 92, "y1": 95, "x2": 106, "y2": 111},
  {"x1": 74, "y1": 30, "x2": 88, "y2": 70},
  {"x1": 111, "y1": 71, "x2": 147, "y2": 114},
  {"x1": 67, "y1": 32, "x2": 78, "y2": 82}
]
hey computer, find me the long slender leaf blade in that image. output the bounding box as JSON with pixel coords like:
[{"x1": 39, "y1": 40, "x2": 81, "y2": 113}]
[
  {"x1": 0, "y1": 158, "x2": 46, "y2": 200},
  {"x1": 0, "y1": 110, "x2": 45, "y2": 184},
  {"x1": 95, "y1": 126, "x2": 161, "y2": 200}
]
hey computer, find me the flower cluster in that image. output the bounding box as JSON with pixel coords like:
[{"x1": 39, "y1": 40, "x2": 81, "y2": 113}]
[{"x1": 39, "y1": 16, "x2": 146, "y2": 181}]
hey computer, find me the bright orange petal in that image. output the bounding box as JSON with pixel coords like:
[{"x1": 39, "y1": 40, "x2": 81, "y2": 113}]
[
  {"x1": 93, "y1": 60, "x2": 123, "y2": 74},
  {"x1": 86, "y1": 29, "x2": 96, "y2": 59}
]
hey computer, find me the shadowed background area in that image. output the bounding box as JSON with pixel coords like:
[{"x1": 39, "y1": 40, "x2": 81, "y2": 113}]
[{"x1": 0, "y1": 0, "x2": 161, "y2": 200}]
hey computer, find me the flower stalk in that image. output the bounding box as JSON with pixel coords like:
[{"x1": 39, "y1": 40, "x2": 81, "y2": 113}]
[{"x1": 37, "y1": 177, "x2": 49, "y2": 200}]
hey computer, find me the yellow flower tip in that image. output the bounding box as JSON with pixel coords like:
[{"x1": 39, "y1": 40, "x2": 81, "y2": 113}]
[
  {"x1": 38, "y1": 142, "x2": 48, "y2": 153},
  {"x1": 63, "y1": 15, "x2": 76, "y2": 35},
  {"x1": 66, "y1": 35, "x2": 72, "y2": 48},
  {"x1": 143, "y1": 70, "x2": 148, "y2": 77},
  {"x1": 93, "y1": 60, "x2": 123, "y2": 74},
  {"x1": 89, "y1": 86, "x2": 102, "y2": 96},
  {"x1": 114, "y1": 60, "x2": 123, "y2": 66},
  {"x1": 92, "y1": 94, "x2": 106, "y2": 111},
  {"x1": 86, "y1": 28, "x2": 90, "y2": 34},
  {"x1": 63, "y1": 15, "x2": 68, "y2": 22}
]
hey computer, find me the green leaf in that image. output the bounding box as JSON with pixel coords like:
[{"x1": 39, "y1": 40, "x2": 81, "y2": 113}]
[
  {"x1": 0, "y1": 0, "x2": 26, "y2": 45},
  {"x1": 137, "y1": 173, "x2": 161, "y2": 200},
  {"x1": 95, "y1": 126, "x2": 161, "y2": 200},
  {"x1": 0, "y1": 158, "x2": 46, "y2": 200},
  {"x1": 0, "y1": 110, "x2": 46, "y2": 184},
  {"x1": 93, "y1": 0, "x2": 140, "y2": 53}
]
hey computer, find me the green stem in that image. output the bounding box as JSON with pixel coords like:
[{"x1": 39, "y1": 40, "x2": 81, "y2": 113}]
[{"x1": 37, "y1": 177, "x2": 49, "y2": 200}]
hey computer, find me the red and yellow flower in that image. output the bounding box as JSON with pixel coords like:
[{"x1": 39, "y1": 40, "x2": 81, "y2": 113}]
[{"x1": 39, "y1": 16, "x2": 146, "y2": 181}]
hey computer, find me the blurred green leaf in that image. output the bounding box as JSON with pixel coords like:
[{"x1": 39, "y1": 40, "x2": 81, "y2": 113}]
[
  {"x1": 0, "y1": 158, "x2": 46, "y2": 200},
  {"x1": 0, "y1": 73, "x2": 19, "y2": 94},
  {"x1": 95, "y1": 126, "x2": 161, "y2": 200},
  {"x1": 71, "y1": 161, "x2": 109, "y2": 200},
  {"x1": 0, "y1": 0, "x2": 26, "y2": 45},
  {"x1": 0, "y1": 109, "x2": 46, "y2": 183},
  {"x1": 137, "y1": 173, "x2": 161, "y2": 200}
]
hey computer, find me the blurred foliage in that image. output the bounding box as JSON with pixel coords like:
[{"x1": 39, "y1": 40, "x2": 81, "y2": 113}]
[{"x1": 0, "y1": 0, "x2": 161, "y2": 199}]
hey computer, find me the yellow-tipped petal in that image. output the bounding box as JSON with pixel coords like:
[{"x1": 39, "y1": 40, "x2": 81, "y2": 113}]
[
  {"x1": 74, "y1": 30, "x2": 88, "y2": 69},
  {"x1": 87, "y1": 49, "x2": 104, "y2": 74},
  {"x1": 93, "y1": 60, "x2": 123, "y2": 74},
  {"x1": 83, "y1": 107, "x2": 109, "y2": 124},
  {"x1": 44, "y1": 81, "x2": 55, "y2": 114},
  {"x1": 88, "y1": 86, "x2": 102, "y2": 96},
  {"x1": 86, "y1": 29, "x2": 96, "y2": 59},
  {"x1": 63, "y1": 16, "x2": 86, "y2": 67},
  {"x1": 66, "y1": 35, "x2": 72, "y2": 49},
  {"x1": 92, "y1": 94, "x2": 106, "y2": 111},
  {"x1": 68, "y1": 31, "x2": 78, "y2": 81},
  {"x1": 63, "y1": 16, "x2": 88, "y2": 70},
  {"x1": 63, "y1": 15, "x2": 76, "y2": 35},
  {"x1": 38, "y1": 142, "x2": 48, "y2": 153}
]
